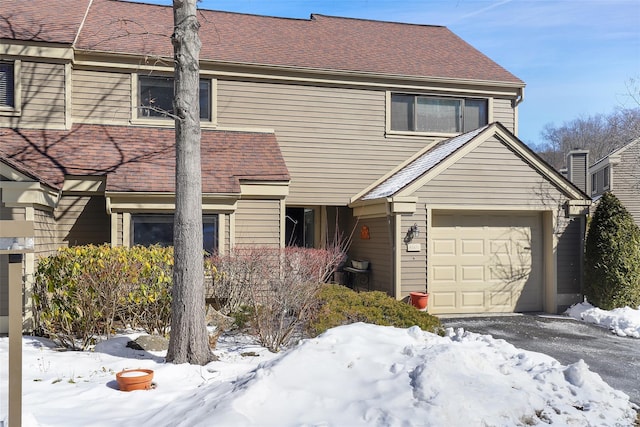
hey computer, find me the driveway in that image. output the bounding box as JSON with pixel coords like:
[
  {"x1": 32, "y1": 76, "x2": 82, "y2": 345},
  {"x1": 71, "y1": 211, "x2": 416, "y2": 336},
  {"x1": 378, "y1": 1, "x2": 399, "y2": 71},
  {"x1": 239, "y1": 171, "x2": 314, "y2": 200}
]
[{"x1": 440, "y1": 313, "x2": 640, "y2": 405}]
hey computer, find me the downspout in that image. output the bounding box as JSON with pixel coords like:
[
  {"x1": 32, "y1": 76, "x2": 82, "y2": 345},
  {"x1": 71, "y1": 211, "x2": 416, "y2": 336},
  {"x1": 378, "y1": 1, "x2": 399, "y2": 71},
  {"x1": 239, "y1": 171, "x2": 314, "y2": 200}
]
[{"x1": 512, "y1": 86, "x2": 525, "y2": 137}]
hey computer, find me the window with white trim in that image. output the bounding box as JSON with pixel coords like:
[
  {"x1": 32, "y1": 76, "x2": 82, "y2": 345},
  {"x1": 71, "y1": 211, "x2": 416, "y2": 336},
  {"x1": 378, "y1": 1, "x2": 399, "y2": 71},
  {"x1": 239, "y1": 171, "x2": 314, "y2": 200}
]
[
  {"x1": 132, "y1": 214, "x2": 218, "y2": 255},
  {"x1": 0, "y1": 61, "x2": 15, "y2": 108},
  {"x1": 390, "y1": 93, "x2": 488, "y2": 133},
  {"x1": 138, "y1": 75, "x2": 211, "y2": 120}
]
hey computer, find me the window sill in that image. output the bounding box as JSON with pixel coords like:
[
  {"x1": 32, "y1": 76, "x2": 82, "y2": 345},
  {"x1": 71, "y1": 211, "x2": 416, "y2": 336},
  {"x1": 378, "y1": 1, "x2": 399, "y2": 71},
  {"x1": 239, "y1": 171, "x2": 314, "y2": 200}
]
[
  {"x1": 385, "y1": 130, "x2": 458, "y2": 139},
  {"x1": 130, "y1": 118, "x2": 218, "y2": 128},
  {"x1": 0, "y1": 107, "x2": 21, "y2": 117}
]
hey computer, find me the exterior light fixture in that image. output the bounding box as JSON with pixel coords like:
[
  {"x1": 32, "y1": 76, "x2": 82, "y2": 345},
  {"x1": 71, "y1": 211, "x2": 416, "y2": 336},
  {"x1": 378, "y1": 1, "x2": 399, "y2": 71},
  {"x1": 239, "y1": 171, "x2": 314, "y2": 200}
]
[{"x1": 404, "y1": 223, "x2": 420, "y2": 243}]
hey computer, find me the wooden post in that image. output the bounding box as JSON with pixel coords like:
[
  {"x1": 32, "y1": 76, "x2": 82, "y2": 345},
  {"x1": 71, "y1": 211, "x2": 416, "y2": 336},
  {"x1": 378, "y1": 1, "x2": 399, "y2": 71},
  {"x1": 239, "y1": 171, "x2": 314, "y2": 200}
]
[
  {"x1": 8, "y1": 254, "x2": 22, "y2": 427},
  {"x1": 0, "y1": 220, "x2": 34, "y2": 427}
]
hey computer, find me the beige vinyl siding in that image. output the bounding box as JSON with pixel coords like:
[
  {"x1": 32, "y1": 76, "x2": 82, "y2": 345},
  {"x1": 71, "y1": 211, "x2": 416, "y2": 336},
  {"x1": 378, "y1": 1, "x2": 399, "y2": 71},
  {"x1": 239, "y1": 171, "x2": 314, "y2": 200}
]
[
  {"x1": 234, "y1": 199, "x2": 281, "y2": 247},
  {"x1": 556, "y1": 215, "x2": 583, "y2": 295},
  {"x1": 419, "y1": 137, "x2": 566, "y2": 208},
  {"x1": 72, "y1": 70, "x2": 131, "y2": 124},
  {"x1": 347, "y1": 215, "x2": 393, "y2": 294},
  {"x1": 116, "y1": 212, "x2": 124, "y2": 246},
  {"x1": 1, "y1": 61, "x2": 66, "y2": 129},
  {"x1": 55, "y1": 196, "x2": 111, "y2": 246},
  {"x1": 218, "y1": 80, "x2": 424, "y2": 205},
  {"x1": 221, "y1": 213, "x2": 231, "y2": 253},
  {"x1": 492, "y1": 98, "x2": 515, "y2": 132},
  {"x1": 0, "y1": 254, "x2": 8, "y2": 316},
  {"x1": 0, "y1": 196, "x2": 25, "y2": 220},
  {"x1": 399, "y1": 212, "x2": 427, "y2": 297},
  {"x1": 34, "y1": 208, "x2": 58, "y2": 258},
  {"x1": 612, "y1": 143, "x2": 640, "y2": 226}
]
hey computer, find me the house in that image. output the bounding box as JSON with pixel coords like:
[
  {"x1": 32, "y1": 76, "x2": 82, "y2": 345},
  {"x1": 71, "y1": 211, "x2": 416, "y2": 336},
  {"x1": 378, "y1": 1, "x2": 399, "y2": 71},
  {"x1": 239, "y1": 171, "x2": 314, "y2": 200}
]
[
  {"x1": 0, "y1": 0, "x2": 591, "y2": 333},
  {"x1": 589, "y1": 138, "x2": 640, "y2": 226}
]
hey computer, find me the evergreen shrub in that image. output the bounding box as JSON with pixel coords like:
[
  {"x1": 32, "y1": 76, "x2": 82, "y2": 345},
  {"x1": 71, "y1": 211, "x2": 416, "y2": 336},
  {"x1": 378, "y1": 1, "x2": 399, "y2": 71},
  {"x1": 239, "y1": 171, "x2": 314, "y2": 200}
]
[
  {"x1": 584, "y1": 192, "x2": 640, "y2": 310},
  {"x1": 308, "y1": 284, "x2": 441, "y2": 337}
]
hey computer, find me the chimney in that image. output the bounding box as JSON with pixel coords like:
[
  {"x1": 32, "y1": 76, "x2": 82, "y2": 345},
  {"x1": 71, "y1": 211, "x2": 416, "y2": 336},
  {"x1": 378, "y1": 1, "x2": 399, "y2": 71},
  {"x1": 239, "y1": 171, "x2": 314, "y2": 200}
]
[{"x1": 566, "y1": 150, "x2": 589, "y2": 194}]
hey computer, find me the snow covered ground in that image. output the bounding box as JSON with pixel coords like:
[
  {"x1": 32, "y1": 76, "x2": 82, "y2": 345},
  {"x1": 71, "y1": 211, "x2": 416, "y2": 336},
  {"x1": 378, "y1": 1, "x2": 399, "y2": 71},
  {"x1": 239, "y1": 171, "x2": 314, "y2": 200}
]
[
  {"x1": 565, "y1": 302, "x2": 640, "y2": 338},
  {"x1": 1, "y1": 316, "x2": 638, "y2": 427}
]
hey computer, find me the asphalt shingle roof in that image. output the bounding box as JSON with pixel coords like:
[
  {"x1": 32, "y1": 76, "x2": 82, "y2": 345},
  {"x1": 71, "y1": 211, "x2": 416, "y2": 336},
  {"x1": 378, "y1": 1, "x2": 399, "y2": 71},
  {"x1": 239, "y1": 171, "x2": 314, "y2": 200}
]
[
  {"x1": 2, "y1": 0, "x2": 522, "y2": 84},
  {"x1": 0, "y1": 125, "x2": 289, "y2": 193}
]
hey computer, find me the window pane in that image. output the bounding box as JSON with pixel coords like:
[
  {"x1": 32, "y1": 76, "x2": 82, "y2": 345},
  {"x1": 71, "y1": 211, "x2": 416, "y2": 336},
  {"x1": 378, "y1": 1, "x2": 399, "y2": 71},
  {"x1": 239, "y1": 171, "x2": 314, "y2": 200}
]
[
  {"x1": 416, "y1": 97, "x2": 460, "y2": 133},
  {"x1": 463, "y1": 99, "x2": 488, "y2": 132},
  {"x1": 199, "y1": 80, "x2": 211, "y2": 121},
  {"x1": 603, "y1": 166, "x2": 609, "y2": 188},
  {"x1": 202, "y1": 216, "x2": 218, "y2": 255},
  {"x1": 0, "y1": 62, "x2": 14, "y2": 108},
  {"x1": 391, "y1": 94, "x2": 414, "y2": 131},
  {"x1": 139, "y1": 76, "x2": 174, "y2": 118},
  {"x1": 133, "y1": 215, "x2": 174, "y2": 247},
  {"x1": 139, "y1": 76, "x2": 211, "y2": 120},
  {"x1": 132, "y1": 214, "x2": 218, "y2": 254}
]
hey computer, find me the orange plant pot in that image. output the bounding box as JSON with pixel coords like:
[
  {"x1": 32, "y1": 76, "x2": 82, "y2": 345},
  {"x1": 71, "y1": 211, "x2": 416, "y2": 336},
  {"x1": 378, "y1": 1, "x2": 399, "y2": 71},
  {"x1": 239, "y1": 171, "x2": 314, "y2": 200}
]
[
  {"x1": 116, "y1": 369, "x2": 154, "y2": 392},
  {"x1": 409, "y1": 292, "x2": 429, "y2": 311}
]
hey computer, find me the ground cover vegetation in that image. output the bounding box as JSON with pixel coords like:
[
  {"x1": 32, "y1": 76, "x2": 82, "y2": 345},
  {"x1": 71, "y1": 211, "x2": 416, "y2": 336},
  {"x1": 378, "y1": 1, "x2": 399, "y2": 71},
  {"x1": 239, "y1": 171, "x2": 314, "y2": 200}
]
[{"x1": 32, "y1": 244, "x2": 440, "y2": 352}]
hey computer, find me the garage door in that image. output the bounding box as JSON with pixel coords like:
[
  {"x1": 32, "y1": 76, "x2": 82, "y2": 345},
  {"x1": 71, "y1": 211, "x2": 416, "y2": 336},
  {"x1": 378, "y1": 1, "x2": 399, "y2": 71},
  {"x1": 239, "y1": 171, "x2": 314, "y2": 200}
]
[{"x1": 429, "y1": 212, "x2": 542, "y2": 314}]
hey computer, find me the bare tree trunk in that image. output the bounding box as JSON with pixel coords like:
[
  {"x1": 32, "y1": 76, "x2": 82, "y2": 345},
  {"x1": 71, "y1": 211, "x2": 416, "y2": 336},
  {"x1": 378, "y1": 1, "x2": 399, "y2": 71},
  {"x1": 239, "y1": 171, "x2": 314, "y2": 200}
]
[{"x1": 166, "y1": 0, "x2": 213, "y2": 365}]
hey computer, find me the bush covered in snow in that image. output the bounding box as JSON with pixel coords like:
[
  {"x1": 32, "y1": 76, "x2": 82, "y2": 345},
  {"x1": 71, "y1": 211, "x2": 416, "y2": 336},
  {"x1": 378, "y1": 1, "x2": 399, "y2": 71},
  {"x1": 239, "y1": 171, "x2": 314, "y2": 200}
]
[
  {"x1": 308, "y1": 284, "x2": 441, "y2": 336},
  {"x1": 584, "y1": 192, "x2": 640, "y2": 310}
]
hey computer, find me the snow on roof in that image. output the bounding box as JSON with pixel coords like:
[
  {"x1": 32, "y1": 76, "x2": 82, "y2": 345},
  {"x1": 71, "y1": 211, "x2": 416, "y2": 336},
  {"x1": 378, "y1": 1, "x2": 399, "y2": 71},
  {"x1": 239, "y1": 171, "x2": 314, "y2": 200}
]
[{"x1": 362, "y1": 125, "x2": 490, "y2": 200}]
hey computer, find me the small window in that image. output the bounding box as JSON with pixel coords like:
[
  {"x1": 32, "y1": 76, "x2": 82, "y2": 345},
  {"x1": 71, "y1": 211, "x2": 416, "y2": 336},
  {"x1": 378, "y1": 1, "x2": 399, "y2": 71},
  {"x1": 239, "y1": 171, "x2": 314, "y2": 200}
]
[
  {"x1": 132, "y1": 214, "x2": 218, "y2": 255},
  {"x1": 603, "y1": 166, "x2": 610, "y2": 189},
  {"x1": 138, "y1": 76, "x2": 211, "y2": 120},
  {"x1": 0, "y1": 61, "x2": 15, "y2": 108},
  {"x1": 390, "y1": 94, "x2": 487, "y2": 133},
  {"x1": 591, "y1": 173, "x2": 597, "y2": 195}
]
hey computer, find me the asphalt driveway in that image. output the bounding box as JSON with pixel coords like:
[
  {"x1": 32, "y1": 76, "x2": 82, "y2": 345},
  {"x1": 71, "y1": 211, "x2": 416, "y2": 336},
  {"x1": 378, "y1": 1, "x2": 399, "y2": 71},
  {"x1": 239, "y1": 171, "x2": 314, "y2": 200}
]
[{"x1": 440, "y1": 314, "x2": 640, "y2": 405}]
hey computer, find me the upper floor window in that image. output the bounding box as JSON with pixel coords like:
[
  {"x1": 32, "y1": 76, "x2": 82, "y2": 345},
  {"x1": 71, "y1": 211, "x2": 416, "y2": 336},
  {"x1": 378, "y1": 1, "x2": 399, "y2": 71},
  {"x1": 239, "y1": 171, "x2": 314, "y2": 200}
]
[
  {"x1": 603, "y1": 166, "x2": 610, "y2": 189},
  {"x1": 138, "y1": 75, "x2": 211, "y2": 120},
  {"x1": 0, "y1": 61, "x2": 15, "y2": 108},
  {"x1": 391, "y1": 94, "x2": 488, "y2": 134}
]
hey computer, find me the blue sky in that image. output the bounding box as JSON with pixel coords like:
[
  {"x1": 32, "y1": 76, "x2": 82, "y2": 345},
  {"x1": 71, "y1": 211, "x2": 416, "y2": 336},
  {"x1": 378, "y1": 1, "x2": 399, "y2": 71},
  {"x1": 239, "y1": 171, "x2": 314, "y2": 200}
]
[{"x1": 140, "y1": 0, "x2": 639, "y2": 148}]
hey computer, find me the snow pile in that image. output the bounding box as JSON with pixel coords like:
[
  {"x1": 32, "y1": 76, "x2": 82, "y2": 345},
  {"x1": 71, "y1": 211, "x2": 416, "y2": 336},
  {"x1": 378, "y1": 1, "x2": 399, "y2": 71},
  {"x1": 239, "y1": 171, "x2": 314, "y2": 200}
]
[
  {"x1": 1, "y1": 322, "x2": 636, "y2": 426},
  {"x1": 566, "y1": 302, "x2": 640, "y2": 338}
]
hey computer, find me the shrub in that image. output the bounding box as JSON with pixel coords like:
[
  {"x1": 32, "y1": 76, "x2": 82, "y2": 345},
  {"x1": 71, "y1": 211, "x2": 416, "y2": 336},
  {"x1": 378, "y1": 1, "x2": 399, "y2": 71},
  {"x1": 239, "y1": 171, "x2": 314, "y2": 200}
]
[
  {"x1": 308, "y1": 284, "x2": 441, "y2": 337},
  {"x1": 584, "y1": 192, "x2": 640, "y2": 310},
  {"x1": 207, "y1": 246, "x2": 345, "y2": 352},
  {"x1": 33, "y1": 244, "x2": 174, "y2": 349}
]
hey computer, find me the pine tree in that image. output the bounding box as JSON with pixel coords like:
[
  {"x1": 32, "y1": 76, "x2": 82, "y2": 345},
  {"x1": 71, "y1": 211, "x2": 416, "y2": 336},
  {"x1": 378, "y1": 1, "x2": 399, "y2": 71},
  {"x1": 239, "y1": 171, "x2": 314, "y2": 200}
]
[{"x1": 584, "y1": 192, "x2": 640, "y2": 310}]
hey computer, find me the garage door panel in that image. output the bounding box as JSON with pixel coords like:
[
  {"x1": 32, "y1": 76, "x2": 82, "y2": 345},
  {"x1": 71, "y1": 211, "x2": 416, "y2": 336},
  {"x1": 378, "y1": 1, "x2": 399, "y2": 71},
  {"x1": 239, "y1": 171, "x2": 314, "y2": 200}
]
[
  {"x1": 461, "y1": 239, "x2": 484, "y2": 255},
  {"x1": 429, "y1": 212, "x2": 542, "y2": 314},
  {"x1": 432, "y1": 265, "x2": 456, "y2": 281},
  {"x1": 433, "y1": 239, "x2": 456, "y2": 255},
  {"x1": 461, "y1": 292, "x2": 485, "y2": 308},
  {"x1": 489, "y1": 291, "x2": 512, "y2": 307},
  {"x1": 431, "y1": 292, "x2": 456, "y2": 310},
  {"x1": 461, "y1": 265, "x2": 484, "y2": 281}
]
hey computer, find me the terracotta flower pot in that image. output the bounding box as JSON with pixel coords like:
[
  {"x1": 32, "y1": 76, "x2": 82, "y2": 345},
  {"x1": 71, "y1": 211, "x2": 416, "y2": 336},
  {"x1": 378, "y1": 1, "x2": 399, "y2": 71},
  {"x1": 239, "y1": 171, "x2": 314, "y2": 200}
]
[
  {"x1": 409, "y1": 292, "x2": 429, "y2": 311},
  {"x1": 116, "y1": 369, "x2": 154, "y2": 392}
]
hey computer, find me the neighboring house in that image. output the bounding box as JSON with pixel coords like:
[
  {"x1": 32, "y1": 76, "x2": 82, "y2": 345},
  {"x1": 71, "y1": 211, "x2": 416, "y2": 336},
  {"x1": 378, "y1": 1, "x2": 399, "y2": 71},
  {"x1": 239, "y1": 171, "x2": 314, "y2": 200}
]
[
  {"x1": 0, "y1": 0, "x2": 591, "y2": 333},
  {"x1": 589, "y1": 138, "x2": 640, "y2": 226}
]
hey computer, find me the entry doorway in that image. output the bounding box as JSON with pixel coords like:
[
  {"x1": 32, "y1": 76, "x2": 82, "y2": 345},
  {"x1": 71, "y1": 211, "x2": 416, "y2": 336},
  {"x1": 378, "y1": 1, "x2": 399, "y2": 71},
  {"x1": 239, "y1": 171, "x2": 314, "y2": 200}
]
[{"x1": 285, "y1": 207, "x2": 315, "y2": 248}]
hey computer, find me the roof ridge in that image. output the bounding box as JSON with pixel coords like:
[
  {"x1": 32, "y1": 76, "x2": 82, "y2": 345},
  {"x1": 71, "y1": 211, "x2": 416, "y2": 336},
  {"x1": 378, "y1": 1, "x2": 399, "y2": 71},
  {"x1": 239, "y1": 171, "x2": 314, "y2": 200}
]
[{"x1": 310, "y1": 13, "x2": 445, "y2": 29}]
